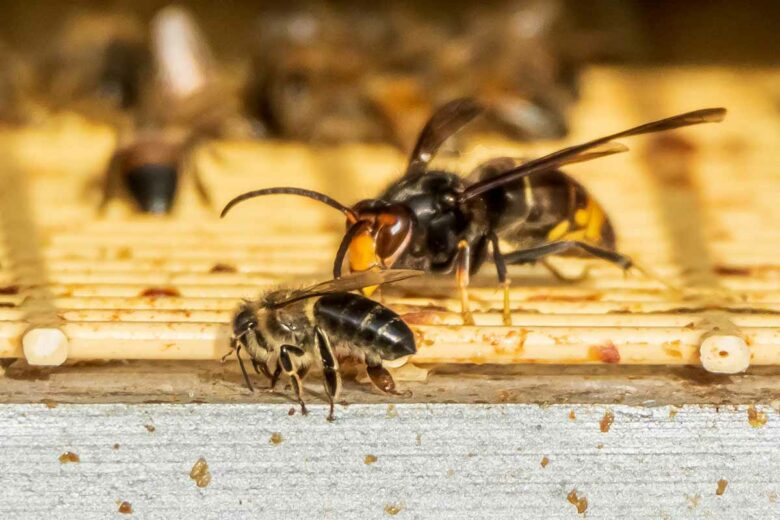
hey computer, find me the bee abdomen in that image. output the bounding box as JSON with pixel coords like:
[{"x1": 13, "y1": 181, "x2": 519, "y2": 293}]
[{"x1": 314, "y1": 293, "x2": 416, "y2": 361}]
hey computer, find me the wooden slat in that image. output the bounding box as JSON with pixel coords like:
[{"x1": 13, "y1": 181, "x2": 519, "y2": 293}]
[{"x1": 0, "y1": 66, "x2": 779, "y2": 368}]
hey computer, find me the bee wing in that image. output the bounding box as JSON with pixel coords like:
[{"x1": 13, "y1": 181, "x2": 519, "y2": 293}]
[
  {"x1": 460, "y1": 107, "x2": 726, "y2": 201},
  {"x1": 267, "y1": 270, "x2": 423, "y2": 308},
  {"x1": 405, "y1": 97, "x2": 484, "y2": 178},
  {"x1": 464, "y1": 142, "x2": 629, "y2": 184}
]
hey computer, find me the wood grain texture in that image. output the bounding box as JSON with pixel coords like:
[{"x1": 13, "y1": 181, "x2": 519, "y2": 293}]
[{"x1": 0, "y1": 403, "x2": 777, "y2": 519}]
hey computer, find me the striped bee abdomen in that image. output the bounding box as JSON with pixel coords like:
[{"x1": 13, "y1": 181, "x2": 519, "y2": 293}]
[{"x1": 313, "y1": 293, "x2": 416, "y2": 361}]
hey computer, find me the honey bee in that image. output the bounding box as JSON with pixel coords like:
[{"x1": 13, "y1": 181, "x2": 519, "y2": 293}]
[
  {"x1": 228, "y1": 270, "x2": 420, "y2": 420},
  {"x1": 99, "y1": 6, "x2": 250, "y2": 214}
]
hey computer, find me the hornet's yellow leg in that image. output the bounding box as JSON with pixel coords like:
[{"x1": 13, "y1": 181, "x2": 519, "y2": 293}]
[{"x1": 455, "y1": 240, "x2": 475, "y2": 326}]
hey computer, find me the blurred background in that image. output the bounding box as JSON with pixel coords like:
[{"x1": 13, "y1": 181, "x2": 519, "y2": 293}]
[
  {"x1": 2, "y1": 0, "x2": 779, "y2": 64},
  {"x1": 1, "y1": 0, "x2": 778, "y2": 151}
]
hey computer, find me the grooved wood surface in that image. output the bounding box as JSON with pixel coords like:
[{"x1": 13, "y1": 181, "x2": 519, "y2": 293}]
[{"x1": 0, "y1": 67, "x2": 779, "y2": 391}]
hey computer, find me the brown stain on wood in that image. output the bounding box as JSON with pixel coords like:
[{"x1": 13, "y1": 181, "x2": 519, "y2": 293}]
[
  {"x1": 599, "y1": 410, "x2": 615, "y2": 433},
  {"x1": 747, "y1": 405, "x2": 767, "y2": 428},
  {"x1": 526, "y1": 293, "x2": 601, "y2": 303},
  {"x1": 589, "y1": 342, "x2": 620, "y2": 364},
  {"x1": 189, "y1": 457, "x2": 211, "y2": 488},
  {"x1": 485, "y1": 329, "x2": 527, "y2": 355},
  {"x1": 540, "y1": 456, "x2": 549, "y2": 468},
  {"x1": 364, "y1": 454, "x2": 378, "y2": 465},
  {"x1": 384, "y1": 503, "x2": 403, "y2": 516},
  {"x1": 209, "y1": 263, "x2": 237, "y2": 273},
  {"x1": 716, "y1": 479, "x2": 728, "y2": 496},
  {"x1": 116, "y1": 247, "x2": 133, "y2": 260},
  {"x1": 118, "y1": 501, "x2": 133, "y2": 514},
  {"x1": 139, "y1": 287, "x2": 181, "y2": 298},
  {"x1": 270, "y1": 432, "x2": 283, "y2": 445},
  {"x1": 402, "y1": 312, "x2": 443, "y2": 326},
  {"x1": 713, "y1": 265, "x2": 752, "y2": 276},
  {"x1": 566, "y1": 490, "x2": 588, "y2": 514},
  {"x1": 663, "y1": 340, "x2": 684, "y2": 359},
  {"x1": 59, "y1": 451, "x2": 80, "y2": 464}
]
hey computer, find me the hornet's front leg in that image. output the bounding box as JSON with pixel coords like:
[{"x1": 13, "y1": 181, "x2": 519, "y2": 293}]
[
  {"x1": 278, "y1": 345, "x2": 311, "y2": 416},
  {"x1": 455, "y1": 240, "x2": 475, "y2": 325},
  {"x1": 314, "y1": 326, "x2": 342, "y2": 421}
]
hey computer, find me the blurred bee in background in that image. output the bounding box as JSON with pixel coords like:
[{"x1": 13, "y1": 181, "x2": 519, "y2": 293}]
[
  {"x1": 243, "y1": 1, "x2": 587, "y2": 148},
  {"x1": 229, "y1": 270, "x2": 420, "y2": 420},
  {"x1": 447, "y1": 0, "x2": 576, "y2": 140},
  {"x1": 39, "y1": 11, "x2": 149, "y2": 118},
  {"x1": 243, "y1": 4, "x2": 398, "y2": 144},
  {"x1": 100, "y1": 6, "x2": 252, "y2": 214},
  {"x1": 223, "y1": 98, "x2": 726, "y2": 325}
]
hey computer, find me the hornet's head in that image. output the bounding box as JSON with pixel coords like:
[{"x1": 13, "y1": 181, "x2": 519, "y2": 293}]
[
  {"x1": 220, "y1": 187, "x2": 415, "y2": 295},
  {"x1": 341, "y1": 199, "x2": 414, "y2": 282}
]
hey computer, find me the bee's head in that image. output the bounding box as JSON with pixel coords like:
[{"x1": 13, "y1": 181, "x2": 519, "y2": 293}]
[{"x1": 232, "y1": 304, "x2": 258, "y2": 341}]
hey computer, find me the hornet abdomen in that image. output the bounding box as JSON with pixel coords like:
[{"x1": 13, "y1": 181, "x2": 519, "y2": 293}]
[
  {"x1": 313, "y1": 293, "x2": 416, "y2": 361},
  {"x1": 481, "y1": 168, "x2": 616, "y2": 253}
]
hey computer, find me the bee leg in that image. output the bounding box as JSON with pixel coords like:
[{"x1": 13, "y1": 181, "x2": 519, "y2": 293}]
[
  {"x1": 366, "y1": 362, "x2": 412, "y2": 398},
  {"x1": 268, "y1": 365, "x2": 282, "y2": 390},
  {"x1": 98, "y1": 156, "x2": 121, "y2": 215},
  {"x1": 234, "y1": 343, "x2": 255, "y2": 393},
  {"x1": 314, "y1": 326, "x2": 342, "y2": 422},
  {"x1": 182, "y1": 151, "x2": 214, "y2": 211},
  {"x1": 220, "y1": 343, "x2": 234, "y2": 363},
  {"x1": 489, "y1": 234, "x2": 512, "y2": 326},
  {"x1": 251, "y1": 359, "x2": 282, "y2": 390},
  {"x1": 540, "y1": 259, "x2": 591, "y2": 283},
  {"x1": 279, "y1": 345, "x2": 309, "y2": 416},
  {"x1": 455, "y1": 240, "x2": 475, "y2": 325}
]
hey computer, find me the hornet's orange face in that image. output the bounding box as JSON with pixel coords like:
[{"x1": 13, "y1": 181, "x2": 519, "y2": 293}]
[
  {"x1": 343, "y1": 202, "x2": 414, "y2": 295},
  {"x1": 217, "y1": 187, "x2": 415, "y2": 297}
]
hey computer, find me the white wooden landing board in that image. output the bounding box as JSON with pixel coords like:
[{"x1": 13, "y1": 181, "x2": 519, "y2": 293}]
[{"x1": 0, "y1": 403, "x2": 777, "y2": 519}]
